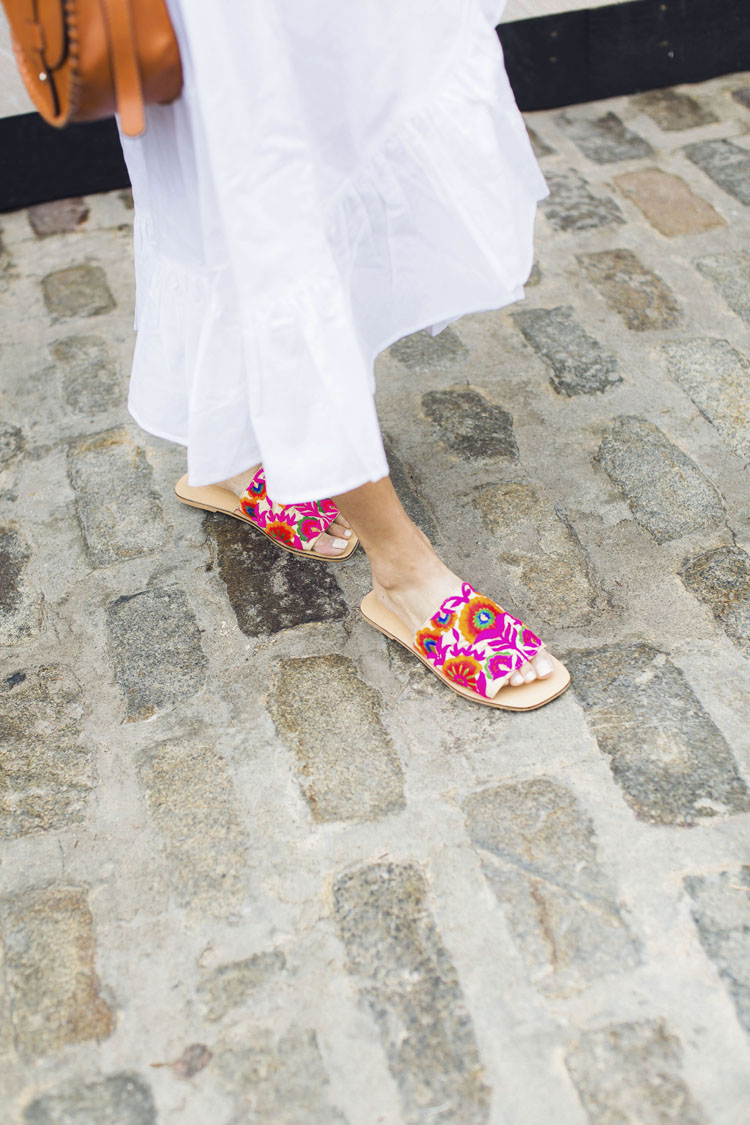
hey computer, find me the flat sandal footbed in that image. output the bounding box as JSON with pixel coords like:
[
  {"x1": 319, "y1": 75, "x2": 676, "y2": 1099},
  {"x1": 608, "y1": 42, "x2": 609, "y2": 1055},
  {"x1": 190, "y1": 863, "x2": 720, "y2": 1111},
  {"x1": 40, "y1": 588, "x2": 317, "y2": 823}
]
[
  {"x1": 360, "y1": 590, "x2": 570, "y2": 711},
  {"x1": 174, "y1": 474, "x2": 359, "y2": 561}
]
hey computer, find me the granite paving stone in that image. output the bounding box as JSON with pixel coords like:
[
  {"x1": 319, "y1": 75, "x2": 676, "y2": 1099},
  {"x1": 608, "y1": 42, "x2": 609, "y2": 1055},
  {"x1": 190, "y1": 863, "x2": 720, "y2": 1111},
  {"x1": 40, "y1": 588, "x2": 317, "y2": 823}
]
[
  {"x1": 565, "y1": 1021, "x2": 707, "y2": 1124},
  {"x1": 541, "y1": 170, "x2": 626, "y2": 231},
  {"x1": 556, "y1": 111, "x2": 654, "y2": 163},
  {"x1": 613, "y1": 167, "x2": 725, "y2": 236},
  {"x1": 463, "y1": 780, "x2": 639, "y2": 995},
  {"x1": 513, "y1": 306, "x2": 621, "y2": 395},
  {"x1": 472, "y1": 481, "x2": 600, "y2": 626},
  {"x1": 41, "y1": 263, "x2": 115, "y2": 320},
  {"x1": 383, "y1": 433, "x2": 438, "y2": 539},
  {"x1": 269, "y1": 655, "x2": 405, "y2": 824},
  {"x1": 525, "y1": 125, "x2": 555, "y2": 158},
  {"x1": 597, "y1": 416, "x2": 725, "y2": 543},
  {"x1": 0, "y1": 421, "x2": 24, "y2": 466},
  {"x1": 732, "y1": 87, "x2": 750, "y2": 110},
  {"x1": 0, "y1": 665, "x2": 94, "y2": 839},
  {"x1": 215, "y1": 1029, "x2": 347, "y2": 1124},
  {"x1": 631, "y1": 89, "x2": 718, "y2": 131},
  {"x1": 680, "y1": 546, "x2": 750, "y2": 655},
  {"x1": 27, "y1": 198, "x2": 90, "y2": 239},
  {"x1": 206, "y1": 513, "x2": 348, "y2": 636},
  {"x1": 198, "y1": 950, "x2": 287, "y2": 1022},
  {"x1": 664, "y1": 338, "x2": 750, "y2": 462},
  {"x1": 389, "y1": 325, "x2": 469, "y2": 372},
  {"x1": 566, "y1": 643, "x2": 750, "y2": 826},
  {"x1": 0, "y1": 886, "x2": 115, "y2": 1058},
  {"x1": 695, "y1": 250, "x2": 750, "y2": 326},
  {"x1": 333, "y1": 861, "x2": 490, "y2": 1124},
  {"x1": 106, "y1": 586, "x2": 208, "y2": 721},
  {"x1": 67, "y1": 428, "x2": 168, "y2": 568},
  {"x1": 576, "y1": 248, "x2": 680, "y2": 331},
  {"x1": 53, "y1": 335, "x2": 121, "y2": 415},
  {"x1": 137, "y1": 737, "x2": 248, "y2": 914},
  {"x1": 0, "y1": 524, "x2": 43, "y2": 646},
  {"x1": 684, "y1": 139, "x2": 750, "y2": 206},
  {"x1": 23, "y1": 1075, "x2": 156, "y2": 1125},
  {"x1": 421, "y1": 388, "x2": 518, "y2": 460},
  {"x1": 684, "y1": 868, "x2": 750, "y2": 1037}
]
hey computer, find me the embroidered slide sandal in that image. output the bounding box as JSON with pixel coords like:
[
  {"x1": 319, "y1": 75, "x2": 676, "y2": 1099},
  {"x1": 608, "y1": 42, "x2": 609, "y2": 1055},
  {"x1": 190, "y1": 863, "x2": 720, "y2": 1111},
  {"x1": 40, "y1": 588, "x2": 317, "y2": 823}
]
[
  {"x1": 174, "y1": 467, "x2": 358, "y2": 561},
  {"x1": 360, "y1": 582, "x2": 570, "y2": 711}
]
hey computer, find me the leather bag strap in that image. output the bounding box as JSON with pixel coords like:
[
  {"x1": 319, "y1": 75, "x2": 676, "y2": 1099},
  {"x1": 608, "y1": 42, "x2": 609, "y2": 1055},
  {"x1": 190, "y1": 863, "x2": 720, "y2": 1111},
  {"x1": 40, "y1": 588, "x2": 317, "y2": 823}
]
[{"x1": 98, "y1": 0, "x2": 145, "y2": 136}]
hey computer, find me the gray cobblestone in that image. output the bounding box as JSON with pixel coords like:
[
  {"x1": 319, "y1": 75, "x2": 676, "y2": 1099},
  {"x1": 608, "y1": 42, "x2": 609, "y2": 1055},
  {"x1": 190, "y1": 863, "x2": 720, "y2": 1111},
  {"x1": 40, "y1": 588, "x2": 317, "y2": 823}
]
[
  {"x1": 0, "y1": 665, "x2": 94, "y2": 839},
  {"x1": 215, "y1": 1028, "x2": 347, "y2": 1124},
  {"x1": 24, "y1": 1075, "x2": 156, "y2": 1125},
  {"x1": 614, "y1": 167, "x2": 725, "y2": 236},
  {"x1": 526, "y1": 125, "x2": 555, "y2": 158},
  {"x1": 0, "y1": 524, "x2": 42, "y2": 646},
  {"x1": 597, "y1": 416, "x2": 725, "y2": 543},
  {"x1": 198, "y1": 950, "x2": 286, "y2": 1021},
  {"x1": 732, "y1": 87, "x2": 750, "y2": 110},
  {"x1": 696, "y1": 251, "x2": 750, "y2": 326},
  {"x1": 0, "y1": 885, "x2": 114, "y2": 1058},
  {"x1": 684, "y1": 139, "x2": 750, "y2": 206},
  {"x1": 472, "y1": 481, "x2": 599, "y2": 626},
  {"x1": 421, "y1": 388, "x2": 518, "y2": 460},
  {"x1": 542, "y1": 170, "x2": 626, "y2": 231},
  {"x1": 577, "y1": 248, "x2": 680, "y2": 331},
  {"x1": 0, "y1": 421, "x2": 24, "y2": 466},
  {"x1": 664, "y1": 338, "x2": 750, "y2": 462},
  {"x1": 565, "y1": 1021, "x2": 707, "y2": 1124},
  {"x1": 680, "y1": 546, "x2": 750, "y2": 654},
  {"x1": 269, "y1": 655, "x2": 405, "y2": 823},
  {"x1": 566, "y1": 643, "x2": 750, "y2": 826},
  {"x1": 67, "y1": 428, "x2": 168, "y2": 568},
  {"x1": 556, "y1": 110, "x2": 654, "y2": 163},
  {"x1": 41, "y1": 263, "x2": 115, "y2": 320},
  {"x1": 389, "y1": 326, "x2": 469, "y2": 372},
  {"x1": 106, "y1": 586, "x2": 208, "y2": 721},
  {"x1": 684, "y1": 868, "x2": 750, "y2": 1037},
  {"x1": 53, "y1": 335, "x2": 121, "y2": 415},
  {"x1": 207, "y1": 514, "x2": 348, "y2": 636},
  {"x1": 137, "y1": 737, "x2": 248, "y2": 914},
  {"x1": 631, "y1": 89, "x2": 718, "y2": 131},
  {"x1": 333, "y1": 861, "x2": 490, "y2": 1124},
  {"x1": 513, "y1": 306, "x2": 621, "y2": 396},
  {"x1": 27, "y1": 198, "x2": 89, "y2": 240},
  {"x1": 383, "y1": 434, "x2": 438, "y2": 539},
  {"x1": 464, "y1": 781, "x2": 639, "y2": 995}
]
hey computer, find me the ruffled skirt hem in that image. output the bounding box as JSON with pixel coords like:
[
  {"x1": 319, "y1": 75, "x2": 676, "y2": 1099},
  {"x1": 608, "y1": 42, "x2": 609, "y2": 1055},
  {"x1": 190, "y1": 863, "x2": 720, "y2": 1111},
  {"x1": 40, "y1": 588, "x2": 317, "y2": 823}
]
[{"x1": 125, "y1": 6, "x2": 547, "y2": 502}]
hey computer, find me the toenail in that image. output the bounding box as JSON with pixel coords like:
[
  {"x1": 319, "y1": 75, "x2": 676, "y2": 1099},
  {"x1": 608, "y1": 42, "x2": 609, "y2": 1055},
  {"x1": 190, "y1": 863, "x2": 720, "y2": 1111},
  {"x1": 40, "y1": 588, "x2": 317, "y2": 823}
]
[
  {"x1": 343, "y1": 528, "x2": 352, "y2": 538},
  {"x1": 332, "y1": 537, "x2": 348, "y2": 549},
  {"x1": 523, "y1": 670, "x2": 536, "y2": 683},
  {"x1": 510, "y1": 672, "x2": 524, "y2": 686},
  {"x1": 536, "y1": 658, "x2": 552, "y2": 676}
]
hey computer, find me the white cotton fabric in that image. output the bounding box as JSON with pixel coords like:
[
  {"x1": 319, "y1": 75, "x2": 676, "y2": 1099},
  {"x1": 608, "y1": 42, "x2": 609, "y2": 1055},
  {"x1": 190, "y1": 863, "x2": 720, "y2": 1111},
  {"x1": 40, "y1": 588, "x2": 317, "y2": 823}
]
[{"x1": 118, "y1": 0, "x2": 547, "y2": 503}]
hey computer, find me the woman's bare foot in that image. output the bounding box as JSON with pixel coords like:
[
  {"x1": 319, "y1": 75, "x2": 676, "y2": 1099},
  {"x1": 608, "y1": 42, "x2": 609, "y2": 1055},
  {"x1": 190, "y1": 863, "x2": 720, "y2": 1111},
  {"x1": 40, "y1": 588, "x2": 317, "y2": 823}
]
[
  {"x1": 335, "y1": 476, "x2": 553, "y2": 686},
  {"x1": 214, "y1": 464, "x2": 353, "y2": 557}
]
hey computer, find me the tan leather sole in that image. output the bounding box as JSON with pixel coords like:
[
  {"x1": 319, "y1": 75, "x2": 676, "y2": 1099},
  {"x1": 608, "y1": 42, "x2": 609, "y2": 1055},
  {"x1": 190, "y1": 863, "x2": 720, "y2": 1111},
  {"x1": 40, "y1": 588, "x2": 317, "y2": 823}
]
[
  {"x1": 360, "y1": 590, "x2": 570, "y2": 711},
  {"x1": 174, "y1": 474, "x2": 359, "y2": 561}
]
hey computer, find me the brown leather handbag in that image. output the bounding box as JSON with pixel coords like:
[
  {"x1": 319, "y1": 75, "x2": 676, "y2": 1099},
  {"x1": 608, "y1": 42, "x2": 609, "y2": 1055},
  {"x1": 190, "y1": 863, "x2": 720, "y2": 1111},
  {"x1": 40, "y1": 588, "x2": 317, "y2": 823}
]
[{"x1": 2, "y1": 0, "x2": 183, "y2": 137}]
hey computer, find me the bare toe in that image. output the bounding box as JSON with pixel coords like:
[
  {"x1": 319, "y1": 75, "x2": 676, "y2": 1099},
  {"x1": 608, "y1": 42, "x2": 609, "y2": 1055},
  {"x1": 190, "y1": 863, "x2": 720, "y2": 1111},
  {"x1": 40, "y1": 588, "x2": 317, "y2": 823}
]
[
  {"x1": 328, "y1": 519, "x2": 352, "y2": 540},
  {"x1": 533, "y1": 652, "x2": 553, "y2": 679},
  {"x1": 313, "y1": 532, "x2": 349, "y2": 556}
]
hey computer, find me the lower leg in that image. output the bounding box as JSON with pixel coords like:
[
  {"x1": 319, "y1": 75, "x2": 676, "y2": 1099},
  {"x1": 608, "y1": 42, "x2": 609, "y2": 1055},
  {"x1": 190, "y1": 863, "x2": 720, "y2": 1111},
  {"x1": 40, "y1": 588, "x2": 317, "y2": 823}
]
[{"x1": 334, "y1": 475, "x2": 552, "y2": 684}]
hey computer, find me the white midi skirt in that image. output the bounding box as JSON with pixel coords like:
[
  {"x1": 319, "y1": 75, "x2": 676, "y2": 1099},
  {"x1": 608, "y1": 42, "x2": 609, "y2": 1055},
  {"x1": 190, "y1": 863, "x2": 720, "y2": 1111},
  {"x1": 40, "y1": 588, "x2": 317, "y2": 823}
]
[{"x1": 118, "y1": 0, "x2": 547, "y2": 503}]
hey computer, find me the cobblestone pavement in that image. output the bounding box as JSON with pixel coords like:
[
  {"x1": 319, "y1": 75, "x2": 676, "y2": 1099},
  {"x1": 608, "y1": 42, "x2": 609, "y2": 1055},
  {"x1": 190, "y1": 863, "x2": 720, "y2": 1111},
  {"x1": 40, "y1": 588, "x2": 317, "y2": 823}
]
[{"x1": 1, "y1": 72, "x2": 749, "y2": 1125}]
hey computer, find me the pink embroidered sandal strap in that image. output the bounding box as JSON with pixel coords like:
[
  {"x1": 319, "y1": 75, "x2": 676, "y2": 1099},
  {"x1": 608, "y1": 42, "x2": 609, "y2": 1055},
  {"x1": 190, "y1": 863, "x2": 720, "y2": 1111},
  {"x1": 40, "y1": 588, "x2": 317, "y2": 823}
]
[
  {"x1": 413, "y1": 582, "x2": 543, "y2": 699},
  {"x1": 237, "y1": 467, "x2": 340, "y2": 551}
]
